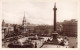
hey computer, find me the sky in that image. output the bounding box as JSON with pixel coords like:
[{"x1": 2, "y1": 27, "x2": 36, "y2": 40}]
[{"x1": 2, "y1": 0, "x2": 78, "y2": 25}]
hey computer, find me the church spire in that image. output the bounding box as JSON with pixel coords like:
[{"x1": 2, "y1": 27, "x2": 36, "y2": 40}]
[
  {"x1": 23, "y1": 11, "x2": 25, "y2": 19},
  {"x1": 23, "y1": 11, "x2": 26, "y2": 22},
  {"x1": 22, "y1": 11, "x2": 27, "y2": 33},
  {"x1": 22, "y1": 11, "x2": 26, "y2": 26}
]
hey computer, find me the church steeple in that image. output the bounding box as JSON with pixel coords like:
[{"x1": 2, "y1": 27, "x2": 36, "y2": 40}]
[
  {"x1": 22, "y1": 12, "x2": 26, "y2": 26},
  {"x1": 22, "y1": 12, "x2": 27, "y2": 33},
  {"x1": 23, "y1": 12, "x2": 26, "y2": 22}
]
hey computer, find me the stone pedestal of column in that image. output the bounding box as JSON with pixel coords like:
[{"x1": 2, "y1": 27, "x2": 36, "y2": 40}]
[{"x1": 52, "y1": 32, "x2": 58, "y2": 44}]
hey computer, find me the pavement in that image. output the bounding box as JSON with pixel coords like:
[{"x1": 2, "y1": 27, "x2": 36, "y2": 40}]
[{"x1": 42, "y1": 44, "x2": 69, "y2": 48}]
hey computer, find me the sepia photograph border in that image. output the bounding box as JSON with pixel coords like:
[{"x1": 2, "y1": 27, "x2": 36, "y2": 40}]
[{"x1": 0, "y1": 0, "x2": 80, "y2": 50}]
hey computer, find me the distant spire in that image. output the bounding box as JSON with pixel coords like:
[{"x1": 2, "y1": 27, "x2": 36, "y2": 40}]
[
  {"x1": 23, "y1": 11, "x2": 26, "y2": 22},
  {"x1": 23, "y1": 11, "x2": 26, "y2": 21},
  {"x1": 2, "y1": 20, "x2": 5, "y2": 26},
  {"x1": 22, "y1": 11, "x2": 26, "y2": 27},
  {"x1": 24, "y1": 11, "x2": 25, "y2": 18},
  {"x1": 2, "y1": 20, "x2": 4, "y2": 23}
]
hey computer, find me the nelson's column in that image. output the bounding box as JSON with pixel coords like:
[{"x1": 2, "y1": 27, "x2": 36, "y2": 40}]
[{"x1": 52, "y1": 3, "x2": 58, "y2": 44}]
